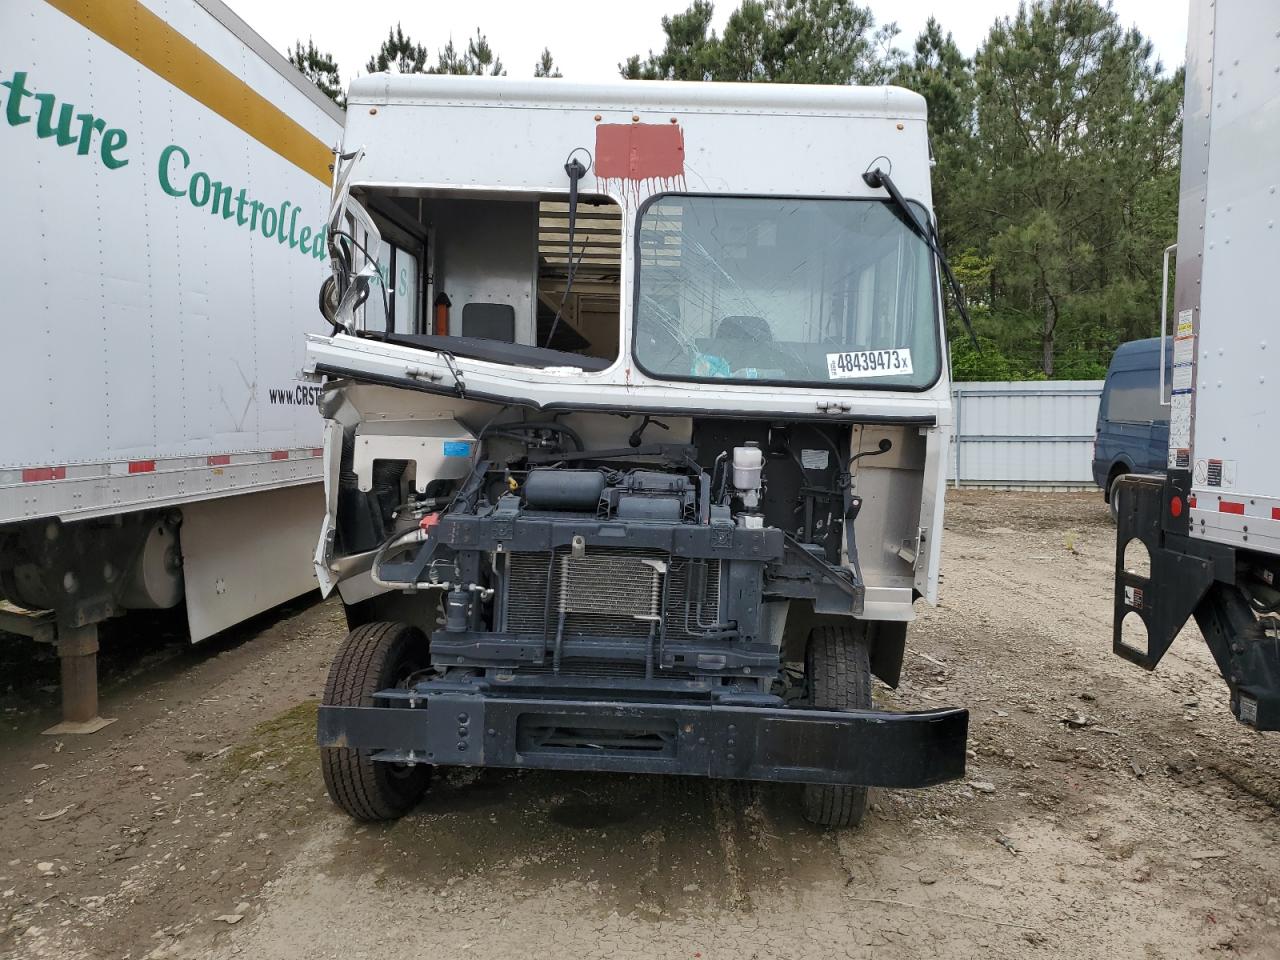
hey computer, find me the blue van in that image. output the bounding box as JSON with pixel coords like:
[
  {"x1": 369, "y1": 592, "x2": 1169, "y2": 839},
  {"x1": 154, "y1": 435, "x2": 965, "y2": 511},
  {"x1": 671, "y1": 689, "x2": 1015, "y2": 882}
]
[{"x1": 1093, "y1": 337, "x2": 1172, "y2": 519}]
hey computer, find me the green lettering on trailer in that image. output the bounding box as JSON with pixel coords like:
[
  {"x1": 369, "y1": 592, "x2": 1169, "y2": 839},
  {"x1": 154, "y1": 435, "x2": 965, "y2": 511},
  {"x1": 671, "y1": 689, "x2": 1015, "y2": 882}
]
[
  {"x1": 159, "y1": 143, "x2": 190, "y2": 196},
  {"x1": 6, "y1": 69, "x2": 329, "y2": 264}
]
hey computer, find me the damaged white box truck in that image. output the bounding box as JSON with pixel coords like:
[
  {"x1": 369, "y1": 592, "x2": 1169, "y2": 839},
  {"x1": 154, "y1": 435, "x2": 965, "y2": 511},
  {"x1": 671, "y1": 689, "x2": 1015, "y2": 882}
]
[{"x1": 307, "y1": 75, "x2": 969, "y2": 827}]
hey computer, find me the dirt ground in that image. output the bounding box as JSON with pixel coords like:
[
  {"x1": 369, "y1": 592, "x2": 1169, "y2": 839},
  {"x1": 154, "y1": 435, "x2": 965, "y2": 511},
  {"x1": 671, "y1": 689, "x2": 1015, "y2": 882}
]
[{"x1": 2, "y1": 490, "x2": 1279, "y2": 960}]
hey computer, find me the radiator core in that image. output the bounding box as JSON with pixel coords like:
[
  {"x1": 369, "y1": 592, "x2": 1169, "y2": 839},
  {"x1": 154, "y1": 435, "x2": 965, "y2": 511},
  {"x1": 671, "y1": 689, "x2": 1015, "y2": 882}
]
[{"x1": 503, "y1": 547, "x2": 721, "y2": 640}]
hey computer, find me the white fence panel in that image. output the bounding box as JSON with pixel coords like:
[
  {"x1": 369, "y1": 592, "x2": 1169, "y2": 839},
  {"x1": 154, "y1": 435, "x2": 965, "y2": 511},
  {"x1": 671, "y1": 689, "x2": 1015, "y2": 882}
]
[{"x1": 951, "y1": 381, "x2": 1103, "y2": 488}]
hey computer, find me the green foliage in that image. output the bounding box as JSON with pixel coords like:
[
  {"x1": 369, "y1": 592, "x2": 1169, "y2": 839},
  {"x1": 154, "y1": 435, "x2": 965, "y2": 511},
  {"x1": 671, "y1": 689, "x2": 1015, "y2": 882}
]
[
  {"x1": 966, "y1": 0, "x2": 1181, "y2": 377},
  {"x1": 620, "y1": 0, "x2": 899, "y2": 84},
  {"x1": 287, "y1": 38, "x2": 344, "y2": 108},
  {"x1": 620, "y1": 1, "x2": 720, "y2": 80},
  {"x1": 949, "y1": 336, "x2": 1027, "y2": 382},
  {"x1": 534, "y1": 48, "x2": 563, "y2": 78},
  {"x1": 366, "y1": 23, "x2": 429, "y2": 74},
  {"x1": 365, "y1": 25, "x2": 506, "y2": 77},
  {"x1": 890, "y1": 19, "x2": 971, "y2": 247},
  {"x1": 432, "y1": 30, "x2": 506, "y2": 76}
]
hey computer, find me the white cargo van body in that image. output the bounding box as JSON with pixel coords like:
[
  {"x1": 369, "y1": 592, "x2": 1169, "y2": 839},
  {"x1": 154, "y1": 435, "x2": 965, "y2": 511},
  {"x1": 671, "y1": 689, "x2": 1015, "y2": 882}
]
[
  {"x1": 309, "y1": 77, "x2": 952, "y2": 614},
  {"x1": 0, "y1": 0, "x2": 340, "y2": 726},
  {"x1": 1113, "y1": 0, "x2": 1280, "y2": 730}
]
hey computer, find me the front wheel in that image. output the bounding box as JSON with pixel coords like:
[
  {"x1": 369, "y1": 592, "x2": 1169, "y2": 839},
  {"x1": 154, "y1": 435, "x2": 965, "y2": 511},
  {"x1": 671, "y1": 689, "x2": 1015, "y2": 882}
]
[
  {"x1": 801, "y1": 624, "x2": 871, "y2": 829},
  {"x1": 320, "y1": 622, "x2": 432, "y2": 821}
]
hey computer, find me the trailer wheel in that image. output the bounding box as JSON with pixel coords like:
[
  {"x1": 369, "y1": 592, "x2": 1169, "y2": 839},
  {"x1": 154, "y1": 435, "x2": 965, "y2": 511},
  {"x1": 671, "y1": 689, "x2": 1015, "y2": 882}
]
[
  {"x1": 801, "y1": 624, "x2": 871, "y2": 829},
  {"x1": 321, "y1": 621, "x2": 431, "y2": 821}
]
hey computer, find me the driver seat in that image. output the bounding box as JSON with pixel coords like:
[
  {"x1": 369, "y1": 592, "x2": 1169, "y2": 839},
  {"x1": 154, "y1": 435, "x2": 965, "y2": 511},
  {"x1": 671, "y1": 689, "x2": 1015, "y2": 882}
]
[{"x1": 716, "y1": 315, "x2": 772, "y2": 341}]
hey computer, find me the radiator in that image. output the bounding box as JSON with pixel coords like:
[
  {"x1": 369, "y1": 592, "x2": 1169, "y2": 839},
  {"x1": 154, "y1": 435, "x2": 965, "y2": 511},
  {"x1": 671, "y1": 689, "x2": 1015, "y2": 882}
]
[{"x1": 503, "y1": 547, "x2": 721, "y2": 641}]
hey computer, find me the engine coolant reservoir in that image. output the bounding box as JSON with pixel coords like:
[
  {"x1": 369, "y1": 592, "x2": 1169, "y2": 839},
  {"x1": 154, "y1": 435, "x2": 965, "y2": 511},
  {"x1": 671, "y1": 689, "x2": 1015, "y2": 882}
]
[{"x1": 732, "y1": 443, "x2": 763, "y2": 509}]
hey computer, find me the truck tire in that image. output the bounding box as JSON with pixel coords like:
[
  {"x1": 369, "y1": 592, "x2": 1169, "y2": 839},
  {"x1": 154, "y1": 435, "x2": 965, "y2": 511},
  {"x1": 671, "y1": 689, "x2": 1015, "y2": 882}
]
[
  {"x1": 321, "y1": 621, "x2": 431, "y2": 821},
  {"x1": 802, "y1": 624, "x2": 871, "y2": 829},
  {"x1": 1108, "y1": 471, "x2": 1127, "y2": 523}
]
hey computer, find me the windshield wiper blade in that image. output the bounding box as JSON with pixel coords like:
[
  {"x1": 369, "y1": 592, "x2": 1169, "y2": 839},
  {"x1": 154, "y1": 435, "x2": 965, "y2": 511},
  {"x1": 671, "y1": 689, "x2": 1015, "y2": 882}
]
[
  {"x1": 862, "y1": 167, "x2": 978, "y2": 351},
  {"x1": 543, "y1": 153, "x2": 589, "y2": 348}
]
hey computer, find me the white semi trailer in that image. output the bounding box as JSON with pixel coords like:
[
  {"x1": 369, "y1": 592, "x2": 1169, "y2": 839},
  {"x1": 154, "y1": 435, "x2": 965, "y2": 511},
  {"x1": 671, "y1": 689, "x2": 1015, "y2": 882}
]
[
  {"x1": 0, "y1": 0, "x2": 342, "y2": 731},
  {"x1": 1113, "y1": 0, "x2": 1280, "y2": 728}
]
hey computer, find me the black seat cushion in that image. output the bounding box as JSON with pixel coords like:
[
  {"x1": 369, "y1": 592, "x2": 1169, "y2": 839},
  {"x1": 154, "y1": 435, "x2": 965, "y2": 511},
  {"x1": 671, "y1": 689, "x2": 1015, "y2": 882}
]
[
  {"x1": 716, "y1": 315, "x2": 773, "y2": 341},
  {"x1": 461, "y1": 302, "x2": 517, "y2": 342},
  {"x1": 381, "y1": 333, "x2": 612, "y2": 371}
]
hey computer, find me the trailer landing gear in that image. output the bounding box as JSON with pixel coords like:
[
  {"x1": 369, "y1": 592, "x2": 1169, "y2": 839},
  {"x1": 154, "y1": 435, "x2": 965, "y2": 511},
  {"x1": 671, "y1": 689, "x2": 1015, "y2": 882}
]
[
  {"x1": 0, "y1": 603, "x2": 116, "y2": 734},
  {"x1": 45, "y1": 623, "x2": 116, "y2": 735}
]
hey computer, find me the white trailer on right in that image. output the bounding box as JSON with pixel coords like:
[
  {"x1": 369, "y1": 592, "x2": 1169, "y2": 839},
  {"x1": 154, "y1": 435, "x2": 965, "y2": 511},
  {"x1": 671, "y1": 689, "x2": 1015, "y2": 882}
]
[{"x1": 1114, "y1": 0, "x2": 1280, "y2": 728}]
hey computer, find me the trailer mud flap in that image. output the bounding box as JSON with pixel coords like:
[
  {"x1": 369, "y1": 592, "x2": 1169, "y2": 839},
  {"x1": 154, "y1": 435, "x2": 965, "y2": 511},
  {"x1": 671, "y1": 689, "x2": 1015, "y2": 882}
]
[
  {"x1": 1113, "y1": 472, "x2": 1218, "y2": 669},
  {"x1": 1114, "y1": 473, "x2": 1280, "y2": 730}
]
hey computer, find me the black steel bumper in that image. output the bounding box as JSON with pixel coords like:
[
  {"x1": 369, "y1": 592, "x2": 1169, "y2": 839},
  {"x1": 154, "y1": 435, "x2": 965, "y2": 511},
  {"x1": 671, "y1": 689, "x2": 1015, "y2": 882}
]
[{"x1": 317, "y1": 690, "x2": 968, "y2": 788}]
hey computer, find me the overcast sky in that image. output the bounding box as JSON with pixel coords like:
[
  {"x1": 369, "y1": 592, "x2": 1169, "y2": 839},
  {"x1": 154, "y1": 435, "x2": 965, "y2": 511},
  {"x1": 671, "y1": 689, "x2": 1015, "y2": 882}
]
[{"x1": 238, "y1": 0, "x2": 1187, "y2": 88}]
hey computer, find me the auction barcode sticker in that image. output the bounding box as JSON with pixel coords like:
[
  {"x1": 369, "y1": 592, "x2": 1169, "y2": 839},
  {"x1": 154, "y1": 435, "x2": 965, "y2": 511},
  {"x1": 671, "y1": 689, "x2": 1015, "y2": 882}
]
[{"x1": 826, "y1": 348, "x2": 913, "y2": 379}]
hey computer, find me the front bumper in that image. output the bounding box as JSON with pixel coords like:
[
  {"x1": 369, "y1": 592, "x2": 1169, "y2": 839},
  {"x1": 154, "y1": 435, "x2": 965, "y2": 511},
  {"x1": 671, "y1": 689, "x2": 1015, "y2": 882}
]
[{"x1": 317, "y1": 687, "x2": 968, "y2": 788}]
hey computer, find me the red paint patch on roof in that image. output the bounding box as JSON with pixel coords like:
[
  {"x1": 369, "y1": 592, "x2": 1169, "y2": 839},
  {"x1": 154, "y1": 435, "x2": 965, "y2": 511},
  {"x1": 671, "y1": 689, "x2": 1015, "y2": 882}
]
[{"x1": 595, "y1": 123, "x2": 685, "y2": 181}]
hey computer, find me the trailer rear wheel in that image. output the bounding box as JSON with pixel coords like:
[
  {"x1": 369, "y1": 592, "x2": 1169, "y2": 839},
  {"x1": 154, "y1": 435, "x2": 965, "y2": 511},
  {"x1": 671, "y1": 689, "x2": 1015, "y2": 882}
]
[
  {"x1": 321, "y1": 621, "x2": 431, "y2": 821},
  {"x1": 801, "y1": 624, "x2": 871, "y2": 829}
]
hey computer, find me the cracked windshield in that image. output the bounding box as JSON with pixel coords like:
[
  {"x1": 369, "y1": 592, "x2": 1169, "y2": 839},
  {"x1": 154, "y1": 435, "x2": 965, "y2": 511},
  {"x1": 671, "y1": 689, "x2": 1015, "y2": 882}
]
[{"x1": 634, "y1": 195, "x2": 940, "y2": 389}]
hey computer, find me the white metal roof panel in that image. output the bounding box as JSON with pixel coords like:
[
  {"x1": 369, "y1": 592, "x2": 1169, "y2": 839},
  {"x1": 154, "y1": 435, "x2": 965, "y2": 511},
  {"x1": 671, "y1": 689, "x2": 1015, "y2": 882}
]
[{"x1": 348, "y1": 74, "x2": 927, "y2": 119}]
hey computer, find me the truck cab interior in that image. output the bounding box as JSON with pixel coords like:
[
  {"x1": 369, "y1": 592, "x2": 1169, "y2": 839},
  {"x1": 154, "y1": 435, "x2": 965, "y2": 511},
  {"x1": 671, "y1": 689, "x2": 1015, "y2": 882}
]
[{"x1": 351, "y1": 189, "x2": 623, "y2": 369}]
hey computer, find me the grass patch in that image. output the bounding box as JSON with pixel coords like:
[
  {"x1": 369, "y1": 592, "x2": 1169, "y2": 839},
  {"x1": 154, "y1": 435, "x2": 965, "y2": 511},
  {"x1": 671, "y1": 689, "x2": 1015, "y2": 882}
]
[{"x1": 222, "y1": 699, "x2": 320, "y2": 782}]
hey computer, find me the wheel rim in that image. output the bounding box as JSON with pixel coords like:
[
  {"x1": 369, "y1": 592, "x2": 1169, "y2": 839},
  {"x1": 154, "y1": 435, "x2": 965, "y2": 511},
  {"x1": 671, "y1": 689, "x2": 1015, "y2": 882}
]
[{"x1": 385, "y1": 656, "x2": 427, "y2": 778}]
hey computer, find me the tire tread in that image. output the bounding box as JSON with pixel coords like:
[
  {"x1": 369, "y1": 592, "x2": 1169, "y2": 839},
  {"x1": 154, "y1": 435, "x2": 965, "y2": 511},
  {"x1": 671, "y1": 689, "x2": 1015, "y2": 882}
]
[
  {"x1": 320, "y1": 622, "x2": 430, "y2": 822},
  {"x1": 802, "y1": 624, "x2": 871, "y2": 829}
]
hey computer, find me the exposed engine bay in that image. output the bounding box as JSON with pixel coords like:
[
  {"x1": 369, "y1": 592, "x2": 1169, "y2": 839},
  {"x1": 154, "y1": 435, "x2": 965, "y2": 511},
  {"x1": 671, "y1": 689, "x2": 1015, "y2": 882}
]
[{"x1": 325, "y1": 399, "x2": 917, "y2": 699}]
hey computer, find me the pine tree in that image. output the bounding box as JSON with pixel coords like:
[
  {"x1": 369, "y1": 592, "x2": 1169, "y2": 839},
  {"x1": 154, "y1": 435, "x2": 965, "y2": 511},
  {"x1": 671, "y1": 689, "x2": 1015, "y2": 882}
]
[
  {"x1": 621, "y1": 0, "x2": 896, "y2": 84},
  {"x1": 618, "y1": 1, "x2": 720, "y2": 80},
  {"x1": 970, "y1": 0, "x2": 1180, "y2": 376},
  {"x1": 366, "y1": 23, "x2": 429, "y2": 74},
  {"x1": 429, "y1": 30, "x2": 506, "y2": 76},
  {"x1": 365, "y1": 25, "x2": 507, "y2": 78},
  {"x1": 534, "y1": 48, "x2": 563, "y2": 78},
  {"x1": 287, "y1": 38, "x2": 344, "y2": 107},
  {"x1": 892, "y1": 19, "x2": 974, "y2": 246},
  {"x1": 754, "y1": 0, "x2": 900, "y2": 84}
]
